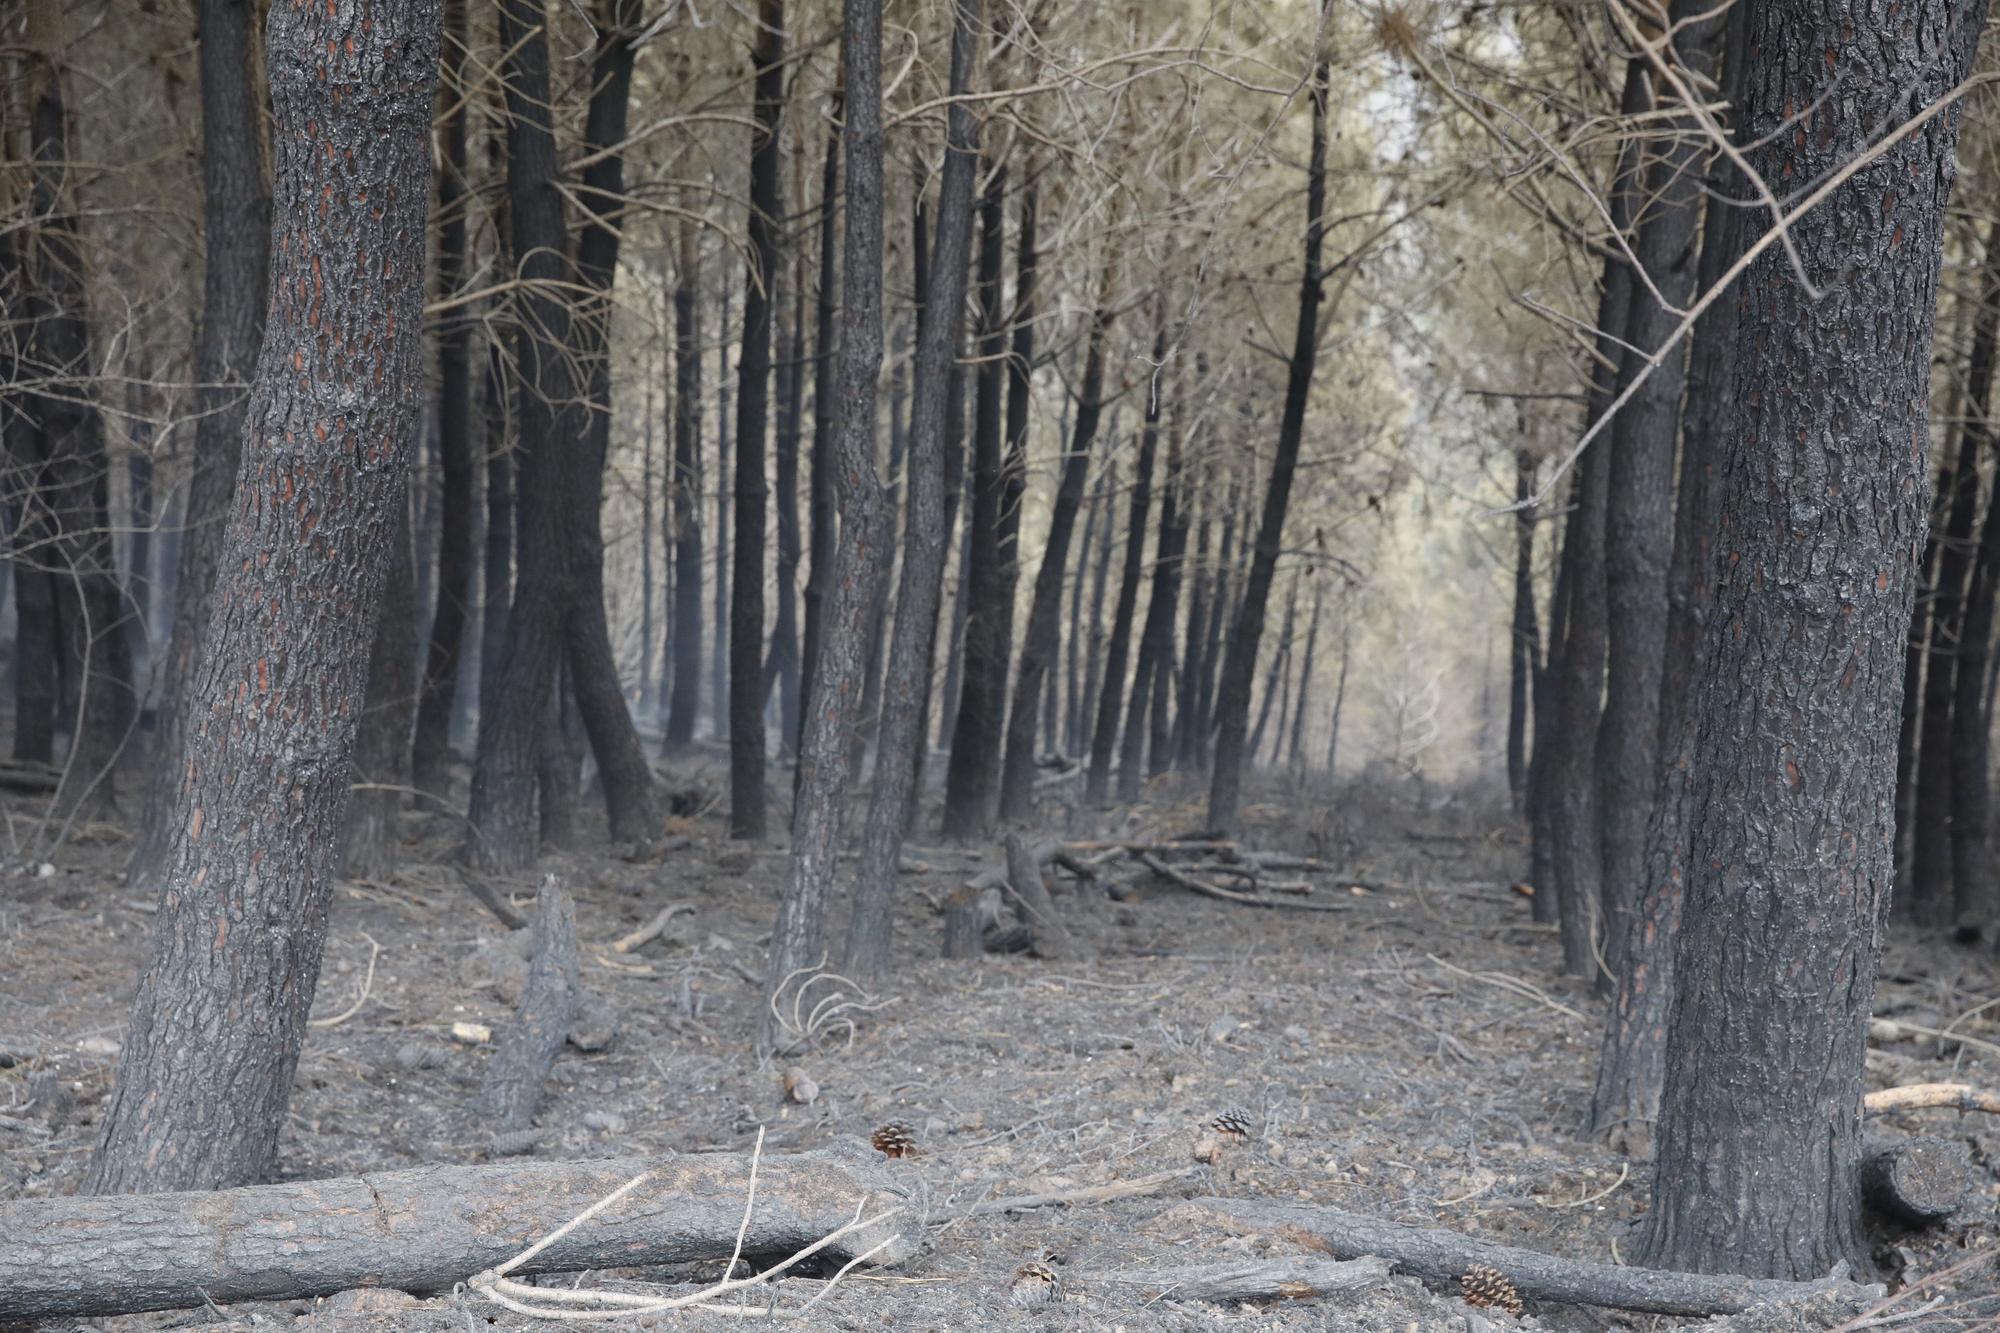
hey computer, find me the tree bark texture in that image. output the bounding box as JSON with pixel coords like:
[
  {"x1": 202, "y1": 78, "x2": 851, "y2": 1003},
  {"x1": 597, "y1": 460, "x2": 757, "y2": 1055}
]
[
  {"x1": 1206, "y1": 40, "x2": 1329, "y2": 833},
  {"x1": 1089, "y1": 351, "x2": 1160, "y2": 805},
  {"x1": 1506, "y1": 449, "x2": 1536, "y2": 804},
  {"x1": 477, "y1": 344, "x2": 513, "y2": 733},
  {"x1": 712, "y1": 280, "x2": 732, "y2": 739},
  {"x1": 1142, "y1": 409, "x2": 1190, "y2": 782},
  {"x1": 132, "y1": 0, "x2": 270, "y2": 874},
  {"x1": 85, "y1": 0, "x2": 441, "y2": 1193},
  {"x1": 765, "y1": 0, "x2": 894, "y2": 1014},
  {"x1": 799, "y1": 99, "x2": 842, "y2": 728},
  {"x1": 342, "y1": 494, "x2": 417, "y2": 881},
  {"x1": 1641, "y1": 0, "x2": 1976, "y2": 1279},
  {"x1": 843, "y1": 0, "x2": 981, "y2": 975},
  {"x1": 729, "y1": 0, "x2": 785, "y2": 838}
]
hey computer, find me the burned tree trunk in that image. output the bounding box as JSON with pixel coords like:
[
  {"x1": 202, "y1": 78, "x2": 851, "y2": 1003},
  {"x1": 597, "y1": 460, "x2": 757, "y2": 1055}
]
[
  {"x1": 713, "y1": 282, "x2": 732, "y2": 740},
  {"x1": 763, "y1": 0, "x2": 895, "y2": 1020},
  {"x1": 1641, "y1": 0, "x2": 1972, "y2": 1278},
  {"x1": 729, "y1": 0, "x2": 785, "y2": 838},
  {"x1": 477, "y1": 345, "x2": 513, "y2": 733},
  {"x1": 999, "y1": 300, "x2": 1112, "y2": 822},
  {"x1": 1066, "y1": 455, "x2": 1105, "y2": 754},
  {"x1": 132, "y1": 0, "x2": 269, "y2": 872},
  {"x1": 843, "y1": 0, "x2": 982, "y2": 977},
  {"x1": 1206, "y1": 32, "x2": 1330, "y2": 833},
  {"x1": 798, "y1": 100, "x2": 841, "y2": 728},
  {"x1": 86, "y1": 0, "x2": 441, "y2": 1192},
  {"x1": 1949, "y1": 223, "x2": 2000, "y2": 934},
  {"x1": 1088, "y1": 336, "x2": 1160, "y2": 805},
  {"x1": 664, "y1": 215, "x2": 704, "y2": 749},
  {"x1": 342, "y1": 496, "x2": 418, "y2": 881},
  {"x1": 1124, "y1": 406, "x2": 1187, "y2": 798},
  {"x1": 410, "y1": 0, "x2": 476, "y2": 801},
  {"x1": 1506, "y1": 449, "x2": 1537, "y2": 805},
  {"x1": 941, "y1": 162, "x2": 1010, "y2": 839}
]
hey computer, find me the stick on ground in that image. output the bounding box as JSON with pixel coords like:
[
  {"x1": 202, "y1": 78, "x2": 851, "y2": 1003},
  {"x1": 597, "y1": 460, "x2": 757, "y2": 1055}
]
[
  {"x1": 473, "y1": 875, "x2": 578, "y2": 1138},
  {"x1": 1192, "y1": 1197, "x2": 1883, "y2": 1317}
]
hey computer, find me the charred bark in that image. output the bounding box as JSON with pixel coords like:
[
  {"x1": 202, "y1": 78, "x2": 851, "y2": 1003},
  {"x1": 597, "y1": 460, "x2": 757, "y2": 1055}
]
[{"x1": 665, "y1": 217, "x2": 705, "y2": 749}]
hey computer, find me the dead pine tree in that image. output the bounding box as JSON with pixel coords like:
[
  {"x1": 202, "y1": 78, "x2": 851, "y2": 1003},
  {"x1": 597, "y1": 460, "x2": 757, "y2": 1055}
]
[
  {"x1": 840, "y1": 0, "x2": 983, "y2": 979},
  {"x1": 1206, "y1": 8, "x2": 1331, "y2": 833},
  {"x1": 86, "y1": 0, "x2": 442, "y2": 1192}
]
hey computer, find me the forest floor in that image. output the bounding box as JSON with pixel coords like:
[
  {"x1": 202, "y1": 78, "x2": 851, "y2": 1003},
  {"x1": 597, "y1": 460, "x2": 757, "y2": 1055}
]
[{"x1": 4, "y1": 761, "x2": 2000, "y2": 1331}]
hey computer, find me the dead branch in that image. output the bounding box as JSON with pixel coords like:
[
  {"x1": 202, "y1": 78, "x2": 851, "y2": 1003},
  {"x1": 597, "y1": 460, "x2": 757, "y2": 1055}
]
[
  {"x1": 1864, "y1": 1082, "x2": 2000, "y2": 1116},
  {"x1": 611, "y1": 901, "x2": 693, "y2": 953},
  {"x1": 1006, "y1": 832, "x2": 1081, "y2": 959},
  {"x1": 1137, "y1": 853, "x2": 1352, "y2": 914},
  {"x1": 0, "y1": 1144, "x2": 914, "y2": 1320},
  {"x1": 1090, "y1": 1255, "x2": 1390, "y2": 1304},
  {"x1": 1192, "y1": 1197, "x2": 1883, "y2": 1317},
  {"x1": 938, "y1": 1166, "x2": 1199, "y2": 1219},
  {"x1": 472, "y1": 875, "x2": 578, "y2": 1139}
]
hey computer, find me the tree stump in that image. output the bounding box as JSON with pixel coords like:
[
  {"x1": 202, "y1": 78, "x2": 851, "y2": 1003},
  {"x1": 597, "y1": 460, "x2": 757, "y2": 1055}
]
[
  {"x1": 472, "y1": 875, "x2": 578, "y2": 1138},
  {"x1": 1860, "y1": 1135, "x2": 1971, "y2": 1225},
  {"x1": 941, "y1": 887, "x2": 983, "y2": 959},
  {"x1": 1005, "y1": 832, "x2": 1078, "y2": 960}
]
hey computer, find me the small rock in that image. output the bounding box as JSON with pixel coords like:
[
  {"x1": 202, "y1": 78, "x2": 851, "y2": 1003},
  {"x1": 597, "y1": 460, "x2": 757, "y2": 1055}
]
[
  {"x1": 77, "y1": 1036, "x2": 120, "y2": 1059},
  {"x1": 35, "y1": 862, "x2": 56, "y2": 880},
  {"x1": 459, "y1": 941, "x2": 530, "y2": 1005},
  {"x1": 1205, "y1": 1016, "x2": 1239, "y2": 1044},
  {"x1": 325, "y1": 1288, "x2": 421, "y2": 1313},
  {"x1": 580, "y1": 1110, "x2": 627, "y2": 1134},
  {"x1": 393, "y1": 1042, "x2": 444, "y2": 1072},
  {"x1": 1283, "y1": 1024, "x2": 1310, "y2": 1043},
  {"x1": 781, "y1": 1067, "x2": 819, "y2": 1105},
  {"x1": 450, "y1": 1021, "x2": 492, "y2": 1045}
]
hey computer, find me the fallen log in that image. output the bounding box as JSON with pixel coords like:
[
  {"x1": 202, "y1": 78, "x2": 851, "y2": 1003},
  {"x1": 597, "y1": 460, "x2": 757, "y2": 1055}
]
[
  {"x1": 1861, "y1": 1135, "x2": 1972, "y2": 1225},
  {"x1": 1192, "y1": 1198, "x2": 1882, "y2": 1317},
  {"x1": 473, "y1": 876, "x2": 577, "y2": 1140},
  {"x1": 0, "y1": 1144, "x2": 913, "y2": 1321},
  {"x1": 1007, "y1": 833, "x2": 1080, "y2": 960},
  {"x1": 1864, "y1": 1082, "x2": 2000, "y2": 1116},
  {"x1": 1090, "y1": 1255, "x2": 1390, "y2": 1304},
  {"x1": 1138, "y1": 853, "x2": 1352, "y2": 914}
]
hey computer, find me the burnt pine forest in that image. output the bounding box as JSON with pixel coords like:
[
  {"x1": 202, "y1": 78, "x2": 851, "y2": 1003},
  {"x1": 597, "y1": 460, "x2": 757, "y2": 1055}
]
[{"x1": 8, "y1": 0, "x2": 2000, "y2": 1327}]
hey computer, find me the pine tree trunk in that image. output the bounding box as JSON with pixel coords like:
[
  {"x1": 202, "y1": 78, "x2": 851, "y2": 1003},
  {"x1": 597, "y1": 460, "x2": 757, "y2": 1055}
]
[
  {"x1": 467, "y1": 0, "x2": 597, "y2": 871},
  {"x1": 1174, "y1": 465, "x2": 1212, "y2": 770},
  {"x1": 410, "y1": 0, "x2": 475, "y2": 801},
  {"x1": 665, "y1": 216, "x2": 705, "y2": 750},
  {"x1": 1543, "y1": 58, "x2": 1647, "y2": 976},
  {"x1": 86, "y1": 0, "x2": 440, "y2": 1192},
  {"x1": 131, "y1": 0, "x2": 268, "y2": 871},
  {"x1": 765, "y1": 201, "x2": 805, "y2": 754},
  {"x1": 729, "y1": 0, "x2": 784, "y2": 838},
  {"x1": 0, "y1": 226, "x2": 58, "y2": 769},
  {"x1": 764, "y1": 0, "x2": 892, "y2": 1024},
  {"x1": 798, "y1": 103, "x2": 841, "y2": 729},
  {"x1": 712, "y1": 279, "x2": 732, "y2": 740},
  {"x1": 1193, "y1": 480, "x2": 1238, "y2": 770},
  {"x1": 1506, "y1": 450, "x2": 1537, "y2": 805},
  {"x1": 565, "y1": 0, "x2": 658, "y2": 844},
  {"x1": 1066, "y1": 455, "x2": 1104, "y2": 755},
  {"x1": 1125, "y1": 398, "x2": 1187, "y2": 797},
  {"x1": 1595, "y1": 0, "x2": 1723, "y2": 997},
  {"x1": 1641, "y1": 0, "x2": 1974, "y2": 1277},
  {"x1": 1588, "y1": 0, "x2": 1747, "y2": 1147},
  {"x1": 999, "y1": 299, "x2": 1112, "y2": 821},
  {"x1": 1088, "y1": 348, "x2": 1160, "y2": 806},
  {"x1": 1206, "y1": 28, "x2": 1330, "y2": 833},
  {"x1": 941, "y1": 162, "x2": 1010, "y2": 839},
  {"x1": 344, "y1": 495, "x2": 418, "y2": 880},
  {"x1": 477, "y1": 344, "x2": 513, "y2": 734},
  {"x1": 842, "y1": 0, "x2": 982, "y2": 975},
  {"x1": 1081, "y1": 436, "x2": 1119, "y2": 758},
  {"x1": 24, "y1": 2, "x2": 137, "y2": 819},
  {"x1": 1287, "y1": 578, "x2": 1322, "y2": 770}
]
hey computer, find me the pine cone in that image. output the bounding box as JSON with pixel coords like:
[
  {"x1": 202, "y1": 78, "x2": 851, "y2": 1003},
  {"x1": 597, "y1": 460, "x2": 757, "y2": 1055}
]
[
  {"x1": 1211, "y1": 1107, "x2": 1256, "y2": 1141},
  {"x1": 1007, "y1": 1260, "x2": 1062, "y2": 1309},
  {"x1": 1461, "y1": 1262, "x2": 1523, "y2": 1316},
  {"x1": 870, "y1": 1122, "x2": 918, "y2": 1159}
]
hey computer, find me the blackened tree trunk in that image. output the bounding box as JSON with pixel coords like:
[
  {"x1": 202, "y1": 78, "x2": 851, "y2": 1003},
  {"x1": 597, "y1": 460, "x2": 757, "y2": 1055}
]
[
  {"x1": 1947, "y1": 221, "x2": 2000, "y2": 932},
  {"x1": 729, "y1": 0, "x2": 784, "y2": 838},
  {"x1": 1543, "y1": 59, "x2": 1647, "y2": 977},
  {"x1": 712, "y1": 279, "x2": 732, "y2": 740},
  {"x1": 1595, "y1": 0, "x2": 1723, "y2": 996},
  {"x1": 1587, "y1": 0, "x2": 1747, "y2": 1148},
  {"x1": 843, "y1": 0, "x2": 981, "y2": 975},
  {"x1": 86, "y1": 0, "x2": 440, "y2": 1192},
  {"x1": 1287, "y1": 575, "x2": 1322, "y2": 769},
  {"x1": 764, "y1": 220, "x2": 805, "y2": 752},
  {"x1": 133, "y1": 0, "x2": 269, "y2": 870},
  {"x1": 665, "y1": 216, "x2": 704, "y2": 749},
  {"x1": 466, "y1": 0, "x2": 596, "y2": 871},
  {"x1": 1641, "y1": 0, "x2": 1974, "y2": 1278},
  {"x1": 1506, "y1": 450, "x2": 1537, "y2": 805},
  {"x1": 24, "y1": 2, "x2": 137, "y2": 818},
  {"x1": 1191, "y1": 478, "x2": 1238, "y2": 770},
  {"x1": 1247, "y1": 574, "x2": 1296, "y2": 765},
  {"x1": 1066, "y1": 454, "x2": 1105, "y2": 753},
  {"x1": 991, "y1": 185, "x2": 1037, "y2": 765},
  {"x1": 764, "y1": 0, "x2": 893, "y2": 1019},
  {"x1": 798, "y1": 102, "x2": 841, "y2": 728},
  {"x1": 853, "y1": 327, "x2": 908, "y2": 776},
  {"x1": 565, "y1": 0, "x2": 659, "y2": 843},
  {"x1": 1124, "y1": 392, "x2": 1188, "y2": 798},
  {"x1": 1173, "y1": 465, "x2": 1212, "y2": 770},
  {"x1": 940, "y1": 162, "x2": 1009, "y2": 839},
  {"x1": 0, "y1": 227, "x2": 58, "y2": 769},
  {"x1": 477, "y1": 344, "x2": 513, "y2": 732},
  {"x1": 1089, "y1": 320, "x2": 1164, "y2": 805},
  {"x1": 410, "y1": 0, "x2": 475, "y2": 801},
  {"x1": 1909, "y1": 427, "x2": 1980, "y2": 927},
  {"x1": 999, "y1": 300, "x2": 1111, "y2": 821},
  {"x1": 1325, "y1": 612, "x2": 1350, "y2": 773},
  {"x1": 1081, "y1": 437, "x2": 1119, "y2": 759},
  {"x1": 343, "y1": 493, "x2": 418, "y2": 880},
  {"x1": 1206, "y1": 35, "x2": 1330, "y2": 832}
]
